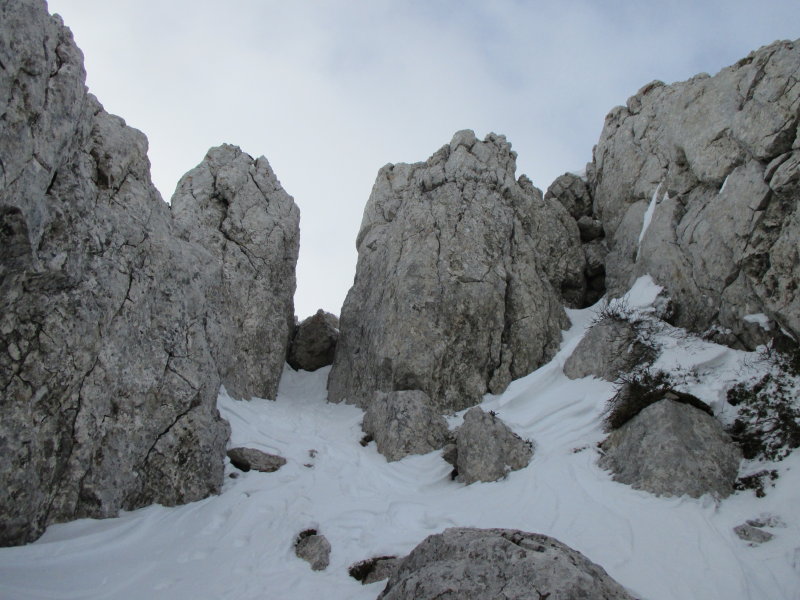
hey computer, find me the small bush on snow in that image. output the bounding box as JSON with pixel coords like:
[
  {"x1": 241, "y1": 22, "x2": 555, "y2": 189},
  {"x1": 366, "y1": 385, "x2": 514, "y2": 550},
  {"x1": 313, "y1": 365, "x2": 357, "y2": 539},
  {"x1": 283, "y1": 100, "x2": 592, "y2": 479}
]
[{"x1": 726, "y1": 350, "x2": 800, "y2": 462}]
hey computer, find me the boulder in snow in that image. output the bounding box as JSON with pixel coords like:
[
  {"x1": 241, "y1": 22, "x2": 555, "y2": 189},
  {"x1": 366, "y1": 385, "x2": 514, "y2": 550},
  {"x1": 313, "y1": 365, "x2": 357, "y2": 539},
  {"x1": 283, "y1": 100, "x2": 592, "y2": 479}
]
[
  {"x1": 361, "y1": 390, "x2": 450, "y2": 462},
  {"x1": 733, "y1": 524, "x2": 774, "y2": 545},
  {"x1": 295, "y1": 529, "x2": 331, "y2": 571},
  {"x1": 227, "y1": 448, "x2": 286, "y2": 473},
  {"x1": 348, "y1": 556, "x2": 403, "y2": 585},
  {"x1": 563, "y1": 316, "x2": 653, "y2": 381},
  {"x1": 455, "y1": 407, "x2": 533, "y2": 484},
  {"x1": 377, "y1": 527, "x2": 635, "y2": 600},
  {"x1": 599, "y1": 399, "x2": 742, "y2": 498},
  {"x1": 287, "y1": 309, "x2": 339, "y2": 372}
]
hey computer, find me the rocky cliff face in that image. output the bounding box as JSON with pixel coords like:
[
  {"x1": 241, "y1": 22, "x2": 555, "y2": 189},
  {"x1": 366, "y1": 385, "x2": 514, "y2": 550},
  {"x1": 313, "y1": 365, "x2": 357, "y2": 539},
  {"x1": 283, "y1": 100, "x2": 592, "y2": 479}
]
[
  {"x1": 328, "y1": 130, "x2": 585, "y2": 411},
  {"x1": 0, "y1": 0, "x2": 299, "y2": 546},
  {"x1": 589, "y1": 39, "x2": 800, "y2": 347}
]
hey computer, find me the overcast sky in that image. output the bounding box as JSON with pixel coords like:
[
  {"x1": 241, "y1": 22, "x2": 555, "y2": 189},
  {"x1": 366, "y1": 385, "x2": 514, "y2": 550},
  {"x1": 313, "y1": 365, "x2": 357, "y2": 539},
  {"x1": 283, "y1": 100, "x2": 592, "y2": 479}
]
[{"x1": 46, "y1": 0, "x2": 799, "y2": 319}]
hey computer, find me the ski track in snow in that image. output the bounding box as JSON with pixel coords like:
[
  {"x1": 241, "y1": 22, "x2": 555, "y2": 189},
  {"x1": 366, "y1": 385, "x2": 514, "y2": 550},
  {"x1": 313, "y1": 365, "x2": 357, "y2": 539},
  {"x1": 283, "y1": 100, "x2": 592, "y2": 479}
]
[{"x1": 1, "y1": 278, "x2": 799, "y2": 599}]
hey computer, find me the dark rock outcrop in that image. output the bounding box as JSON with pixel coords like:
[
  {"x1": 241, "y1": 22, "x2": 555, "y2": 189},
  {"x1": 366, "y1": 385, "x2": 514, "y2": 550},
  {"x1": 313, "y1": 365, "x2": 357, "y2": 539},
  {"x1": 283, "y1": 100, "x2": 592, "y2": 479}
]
[
  {"x1": 599, "y1": 399, "x2": 742, "y2": 498},
  {"x1": 0, "y1": 0, "x2": 299, "y2": 546},
  {"x1": 455, "y1": 407, "x2": 533, "y2": 484},
  {"x1": 361, "y1": 390, "x2": 450, "y2": 462},
  {"x1": 287, "y1": 309, "x2": 339, "y2": 372},
  {"x1": 545, "y1": 172, "x2": 608, "y2": 305},
  {"x1": 545, "y1": 172, "x2": 593, "y2": 220},
  {"x1": 328, "y1": 130, "x2": 585, "y2": 411},
  {"x1": 377, "y1": 528, "x2": 635, "y2": 600},
  {"x1": 589, "y1": 39, "x2": 800, "y2": 347},
  {"x1": 227, "y1": 448, "x2": 287, "y2": 473}
]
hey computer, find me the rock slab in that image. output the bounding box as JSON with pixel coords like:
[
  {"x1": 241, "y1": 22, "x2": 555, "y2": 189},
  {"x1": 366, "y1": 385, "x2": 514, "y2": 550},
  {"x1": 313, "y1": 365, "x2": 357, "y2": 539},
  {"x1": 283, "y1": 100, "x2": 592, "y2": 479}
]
[
  {"x1": 377, "y1": 527, "x2": 635, "y2": 600},
  {"x1": 329, "y1": 130, "x2": 584, "y2": 411},
  {"x1": 455, "y1": 407, "x2": 533, "y2": 484},
  {"x1": 0, "y1": 0, "x2": 299, "y2": 545},
  {"x1": 361, "y1": 390, "x2": 450, "y2": 462},
  {"x1": 599, "y1": 399, "x2": 742, "y2": 498},
  {"x1": 227, "y1": 448, "x2": 286, "y2": 473}
]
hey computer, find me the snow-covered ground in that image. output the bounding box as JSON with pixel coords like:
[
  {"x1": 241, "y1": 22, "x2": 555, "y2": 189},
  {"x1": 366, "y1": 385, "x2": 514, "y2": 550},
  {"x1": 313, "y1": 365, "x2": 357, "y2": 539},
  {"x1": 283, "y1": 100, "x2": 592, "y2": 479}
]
[{"x1": 1, "y1": 278, "x2": 799, "y2": 600}]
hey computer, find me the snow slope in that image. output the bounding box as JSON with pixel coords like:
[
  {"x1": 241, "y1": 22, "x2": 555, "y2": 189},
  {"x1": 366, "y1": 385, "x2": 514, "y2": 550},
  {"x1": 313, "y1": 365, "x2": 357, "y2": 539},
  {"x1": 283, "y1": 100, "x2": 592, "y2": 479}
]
[{"x1": 1, "y1": 278, "x2": 799, "y2": 600}]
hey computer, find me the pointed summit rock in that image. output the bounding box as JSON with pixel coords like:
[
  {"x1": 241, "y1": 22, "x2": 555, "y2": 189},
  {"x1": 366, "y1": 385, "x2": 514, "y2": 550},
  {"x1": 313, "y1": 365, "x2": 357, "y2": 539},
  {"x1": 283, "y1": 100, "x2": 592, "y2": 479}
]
[
  {"x1": 328, "y1": 130, "x2": 584, "y2": 411},
  {"x1": 172, "y1": 144, "x2": 300, "y2": 400}
]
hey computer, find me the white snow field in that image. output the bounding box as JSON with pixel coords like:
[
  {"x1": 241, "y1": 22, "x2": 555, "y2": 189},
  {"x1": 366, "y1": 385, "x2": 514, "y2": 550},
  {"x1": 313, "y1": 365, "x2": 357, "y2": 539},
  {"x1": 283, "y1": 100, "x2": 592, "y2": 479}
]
[{"x1": 1, "y1": 277, "x2": 799, "y2": 600}]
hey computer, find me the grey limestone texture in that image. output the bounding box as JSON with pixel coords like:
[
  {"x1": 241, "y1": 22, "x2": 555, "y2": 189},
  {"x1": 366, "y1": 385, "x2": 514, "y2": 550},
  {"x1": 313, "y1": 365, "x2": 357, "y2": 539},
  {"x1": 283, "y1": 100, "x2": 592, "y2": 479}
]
[
  {"x1": 563, "y1": 317, "x2": 652, "y2": 381},
  {"x1": 171, "y1": 143, "x2": 300, "y2": 401},
  {"x1": 287, "y1": 309, "x2": 339, "y2": 372},
  {"x1": 226, "y1": 447, "x2": 287, "y2": 473},
  {"x1": 295, "y1": 531, "x2": 332, "y2": 571}
]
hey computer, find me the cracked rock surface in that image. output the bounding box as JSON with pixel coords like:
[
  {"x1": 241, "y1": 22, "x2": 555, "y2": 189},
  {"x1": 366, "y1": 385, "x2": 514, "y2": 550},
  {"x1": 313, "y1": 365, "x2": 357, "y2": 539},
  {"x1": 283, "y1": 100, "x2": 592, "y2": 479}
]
[
  {"x1": 0, "y1": 0, "x2": 298, "y2": 545},
  {"x1": 589, "y1": 38, "x2": 800, "y2": 347},
  {"x1": 328, "y1": 130, "x2": 584, "y2": 411},
  {"x1": 171, "y1": 144, "x2": 300, "y2": 400},
  {"x1": 377, "y1": 527, "x2": 635, "y2": 600}
]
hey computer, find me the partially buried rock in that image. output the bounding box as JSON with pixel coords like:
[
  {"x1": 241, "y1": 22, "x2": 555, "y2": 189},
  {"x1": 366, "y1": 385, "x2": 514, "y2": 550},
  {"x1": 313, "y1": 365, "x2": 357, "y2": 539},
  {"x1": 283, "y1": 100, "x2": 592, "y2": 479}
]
[
  {"x1": 455, "y1": 407, "x2": 533, "y2": 484},
  {"x1": 295, "y1": 529, "x2": 331, "y2": 571},
  {"x1": 361, "y1": 390, "x2": 450, "y2": 462},
  {"x1": 287, "y1": 310, "x2": 339, "y2": 372},
  {"x1": 348, "y1": 555, "x2": 403, "y2": 585},
  {"x1": 599, "y1": 399, "x2": 742, "y2": 498},
  {"x1": 733, "y1": 524, "x2": 774, "y2": 545},
  {"x1": 226, "y1": 447, "x2": 286, "y2": 473},
  {"x1": 377, "y1": 527, "x2": 635, "y2": 600}
]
